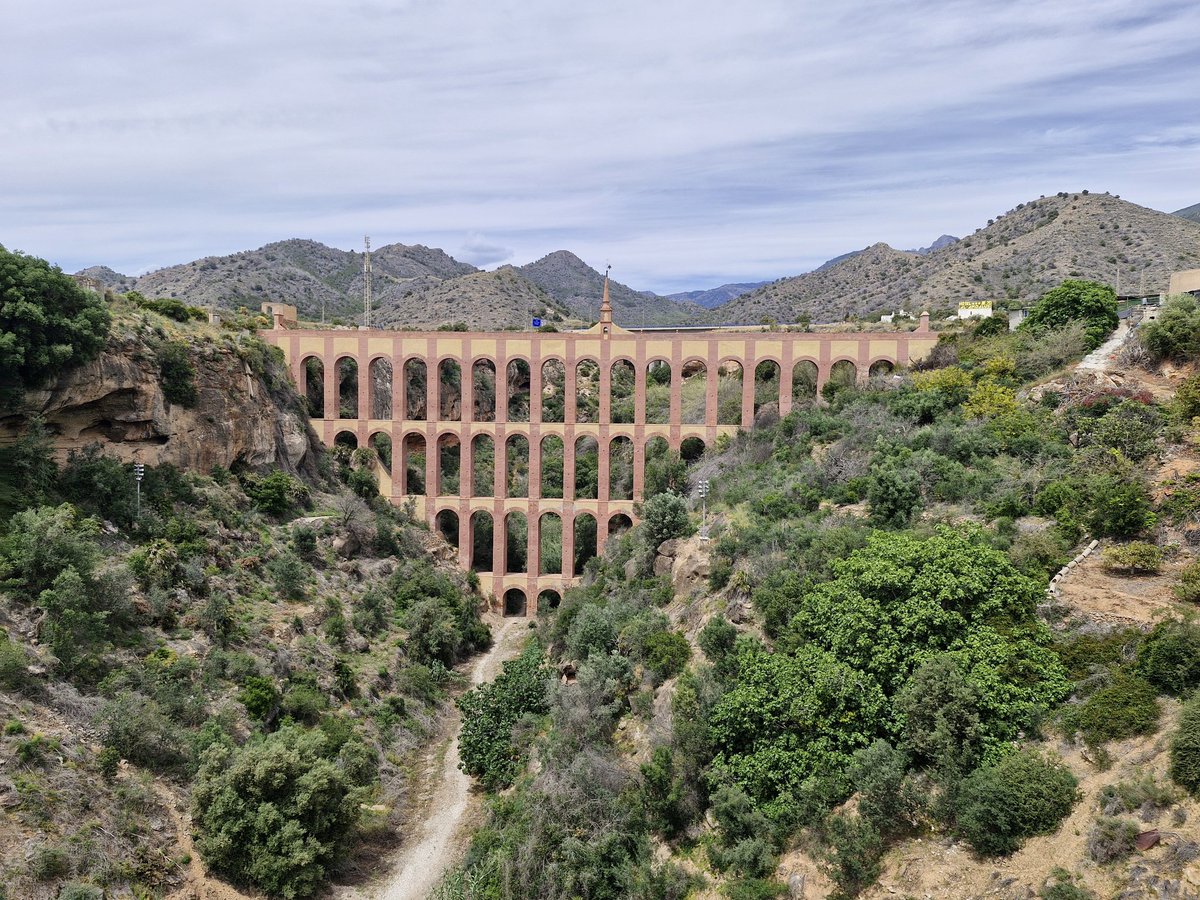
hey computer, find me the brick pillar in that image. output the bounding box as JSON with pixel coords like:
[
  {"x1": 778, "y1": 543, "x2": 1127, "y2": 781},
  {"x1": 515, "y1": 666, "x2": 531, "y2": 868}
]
[
  {"x1": 392, "y1": 353, "x2": 405, "y2": 421},
  {"x1": 426, "y1": 426, "x2": 439, "y2": 498},
  {"x1": 528, "y1": 424, "x2": 542, "y2": 500},
  {"x1": 426, "y1": 357, "x2": 439, "y2": 425},
  {"x1": 563, "y1": 428, "x2": 576, "y2": 502},
  {"x1": 529, "y1": 343, "x2": 543, "y2": 423},
  {"x1": 495, "y1": 344, "x2": 509, "y2": 426},
  {"x1": 462, "y1": 354, "x2": 474, "y2": 424},
  {"x1": 740, "y1": 348, "x2": 755, "y2": 428},
  {"x1": 633, "y1": 436, "x2": 646, "y2": 499},
  {"x1": 357, "y1": 347, "x2": 370, "y2": 420},
  {"x1": 527, "y1": 511, "x2": 540, "y2": 582},
  {"x1": 706, "y1": 342, "x2": 719, "y2": 427},
  {"x1": 598, "y1": 430, "x2": 611, "y2": 503},
  {"x1": 323, "y1": 346, "x2": 337, "y2": 423},
  {"x1": 561, "y1": 508, "x2": 575, "y2": 578},
  {"x1": 495, "y1": 432, "x2": 508, "y2": 499},
  {"x1": 596, "y1": 512, "x2": 609, "y2": 561},
  {"x1": 460, "y1": 428, "x2": 474, "y2": 500},
  {"x1": 493, "y1": 509, "x2": 507, "y2": 578},
  {"x1": 780, "y1": 342, "x2": 795, "y2": 417},
  {"x1": 817, "y1": 339, "x2": 832, "y2": 400},
  {"x1": 634, "y1": 355, "x2": 647, "y2": 425},
  {"x1": 458, "y1": 506, "x2": 471, "y2": 571},
  {"x1": 598, "y1": 358, "x2": 612, "y2": 424}
]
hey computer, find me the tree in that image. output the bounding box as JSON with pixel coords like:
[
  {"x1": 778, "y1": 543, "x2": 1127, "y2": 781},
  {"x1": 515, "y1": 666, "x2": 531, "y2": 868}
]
[
  {"x1": 1022, "y1": 279, "x2": 1118, "y2": 351},
  {"x1": 1142, "y1": 296, "x2": 1200, "y2": 363},
  {"x1": 640, "y1": 491, "x2": 691, "y2": 550},
  {"x1": 192, "y1": 727, "x2": 363, "y2": 897},
  {"x1": 955, "y1": 749, "x2": 1079, "y2": 855},
  {"x1": 0, "y1": 245, "x2": 110, "y2": 399}
]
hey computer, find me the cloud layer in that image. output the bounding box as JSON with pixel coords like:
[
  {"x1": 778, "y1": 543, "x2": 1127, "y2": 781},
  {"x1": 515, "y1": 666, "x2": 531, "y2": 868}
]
[{"x1": 2, "y1": 0, "x2": 1197, "y2": 292}]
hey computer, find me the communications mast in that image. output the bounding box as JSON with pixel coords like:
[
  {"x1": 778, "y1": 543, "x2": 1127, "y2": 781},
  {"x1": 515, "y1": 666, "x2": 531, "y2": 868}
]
[{"x1": 363, "y1": 235, "x2": 372, "y2": 329}]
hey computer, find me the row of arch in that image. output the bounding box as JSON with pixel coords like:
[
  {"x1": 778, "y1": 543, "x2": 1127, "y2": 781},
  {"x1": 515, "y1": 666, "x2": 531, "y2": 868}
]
[
  {"x1": 501, "y1": 587, "x2": 561, "y2": 617},
  {"x1": 337, "y1": 431, "x2": 706, "y2": 501},
  {"x1": 303, "y1": 356, "x2": 897, "y2": 425},
  {"x1": 432, "y1": 508, "x2": 633, "y2": 581}
]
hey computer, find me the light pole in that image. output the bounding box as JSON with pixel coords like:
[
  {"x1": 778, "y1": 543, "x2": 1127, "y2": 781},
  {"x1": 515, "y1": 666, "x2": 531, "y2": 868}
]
[
  {"x1": 698, "y1": 479, "x2": 710, "y2": 527},
  {"x1": 134, "y1": 463, "x2": 145, "y2": 519}
]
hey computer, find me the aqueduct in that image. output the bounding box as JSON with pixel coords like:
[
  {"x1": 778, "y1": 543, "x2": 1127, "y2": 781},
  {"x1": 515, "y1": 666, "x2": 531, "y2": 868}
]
[{"x1": 262, "y1": 287, "x2": 937, "y2": 614}]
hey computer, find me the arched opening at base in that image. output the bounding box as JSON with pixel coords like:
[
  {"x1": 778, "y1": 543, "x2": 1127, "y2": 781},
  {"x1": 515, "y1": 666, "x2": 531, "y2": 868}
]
[
  {"x1": 537, "y1": 589, "x2": 561, "y2": 612},
  {"x1": 503, "y1": 588, "x2": 527, "y2": 617},
  {"x1": 608, "y1": 513, "x2": 633, "y2": 539},
  {"x1": 435, "y1": 509, "x2": 459, "y2": 549}
]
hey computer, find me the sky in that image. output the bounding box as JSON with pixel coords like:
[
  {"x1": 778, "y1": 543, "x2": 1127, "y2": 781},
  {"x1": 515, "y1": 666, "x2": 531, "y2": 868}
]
[{"x1": 2, "y1": 0, "x2": 1198, "y2": 294}]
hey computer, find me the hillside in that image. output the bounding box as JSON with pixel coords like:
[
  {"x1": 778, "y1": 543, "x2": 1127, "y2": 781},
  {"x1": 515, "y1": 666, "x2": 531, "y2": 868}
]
[
  {"x1": 372, "y1": 265, "x2": 571, "y2": 330},
  {"x1": 518, "y1": 250, "x2": 702, "y2": 325},
  {"x1": 714, "y1": 192, "x2": 1200, "y2": 324},
  {"x1": 1175, "y1": 202, "x2": 1200, "y2": 224}
]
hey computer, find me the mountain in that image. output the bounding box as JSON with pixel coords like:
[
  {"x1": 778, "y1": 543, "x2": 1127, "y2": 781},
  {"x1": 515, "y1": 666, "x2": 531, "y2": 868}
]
[
  {"x1": 372, "y1": 265, "x2": 570, "y2": 330},
  {"x1": 75, "y1": 265, "x2": 136, "y2": 291},
  {"x1": 517, "y1": 251, "x2": 702, "y2": 326},
  {"x1": 667, "y1": 281, "x2": 770, "y2": 309},
  {"x1": 1174, "y1": 203, "x2": 1200, "y2": 224},
  {"x1": 711, "y1": 192, "x2": 1200, "y2": 324},
  {"x1": 908, "y1": 234, "x2": 959, "y2": 255}
]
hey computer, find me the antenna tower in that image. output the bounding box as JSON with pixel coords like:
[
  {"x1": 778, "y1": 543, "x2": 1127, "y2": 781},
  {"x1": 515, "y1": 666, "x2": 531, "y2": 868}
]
[{"x1": 363, "y1": 236, "x2": 373, "y2": 329}]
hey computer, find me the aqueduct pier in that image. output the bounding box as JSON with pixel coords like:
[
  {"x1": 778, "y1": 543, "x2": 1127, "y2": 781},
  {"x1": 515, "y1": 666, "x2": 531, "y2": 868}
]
[{"x1": 262, "y1": 301, "x2": 936, "y2": 615}]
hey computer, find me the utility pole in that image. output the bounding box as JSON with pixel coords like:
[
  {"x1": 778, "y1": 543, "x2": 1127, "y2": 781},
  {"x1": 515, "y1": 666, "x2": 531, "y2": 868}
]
[
  {"x1": 134, "y1": 463, "x2": 145, "y2": 520},
  {"x1": 363, "y1": 236, "x2": 372, "y2": 329}
]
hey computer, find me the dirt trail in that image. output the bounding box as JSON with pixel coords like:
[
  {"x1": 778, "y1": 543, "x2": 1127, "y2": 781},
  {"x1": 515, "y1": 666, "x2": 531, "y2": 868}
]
[{"x1": 369, "y1": 618, "x2": 528, "y2": 900}]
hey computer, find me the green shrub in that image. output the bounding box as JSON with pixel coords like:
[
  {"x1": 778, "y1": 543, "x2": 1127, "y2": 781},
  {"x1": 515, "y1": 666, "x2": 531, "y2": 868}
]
[
  {"x1": 1061, "y1": 673, "x2": 1160, "y2": 747},
  {"x1": 28, "y1": 844, "x2": 69, "y2": 880},
  {"x1": 1136, "y1": 619, "x2": 1200, "y2": 695},
  {"x1": 457, "y1": 642, "x2": 552, "y2": 790},
  {"x1": 157, "y1": 340, "x2": 198, "y2": 406},
  {"x1": 722, "y1": 879, "x2": 785, "y2": 900},
  {"x1": 1085, "y1": 816, "x2": 1139, "y2": 863},
  {"x1": 1087, "y1": 478, "x2": 1153, "y2": 538},
  {"x1": 1022, "y1": 280, "x2": 1118, "y2": 352},
  {"x1": 96, "y1": 691, "x2": 189, "y2": 773},
  {"x1": 268, "y1": 551, "x2": 308, "y2": 601},
  {"x1": 642, "y1": 630, "x2": 690, "y2": 682},
  {"x1": 1169, "y1": 694, "x2": 1200, "y2": 794},
  {"x1": 1100, "y1": 542, "x2": 1163, "y2": 575},
  {"x1": 239, "y1": 675, "x2": 280, "y2": 722},
  {"x1": 1142, "y1": 296, "x2": 1200, "y2": 362},
  {"x1": 58, "y1": 885, "x2": 105, "y2": 900},
  {"x1": 242, "y1": 470, "x2": 309, "y2": 517},
  {"x1": 192, "y1": 727, "x2": 364, "y2": 897},
  {"x1": 1175, "y1": 562, "x2": 1200, "y2": 602},
  {"x1": 955, "y1": 750, "x2": 1079, "y2": 856},
  {"x1": 819, "y1": 812, "x2": 884, "y2": 899},
  {"x1": 1098, "y1": 773, "x2": 1177, "y2": 817},
  {"x1": 0, "y1": 630, "x2": 29, "y2": 691},
  {"x1": 640, "y1": 492, "x2": 691, "y2": 549},
  {"x1": 866, "y1": 453, "x2": 923, "y2": 528},
  {"x1": 1039, "y1": 869, "x2": 1094, "y2": 900}
]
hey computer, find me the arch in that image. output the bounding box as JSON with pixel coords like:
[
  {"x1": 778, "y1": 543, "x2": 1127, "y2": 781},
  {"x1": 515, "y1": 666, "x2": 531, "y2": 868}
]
[
  {"x1": 792, "y1": 359, "x2": 819, "y2": 403},
  {"x1": 472, "y1": 359, "x2": 497, "y2": 422},
  {"x1": 334, "y1": 430, "x2": 358, "y2": 451},
  {"x1": 825, "y1": 359, "x2": 858, "y2": 398},
  {"x1": 436, "y1": 433, "x2": 460, "y2": 496},
  {"x1": 303, "y1": 356, "x2": 325, "y2": 418},
  {"x1": 505, "y1": 434, "x2": 530, "y2": 499},
  {"x1": 471, "y1": 434, "x2": 495, "y2": 496},
  {"x1": 537, "y1": 589, "x2": 562, "y2": 612},
  {"x1": 506, "y1": 358, "x2": 531, "y2": 423},
  {"x1": 645, "y1": 359, "x2": 672, "y2": 425},
  {"x1": 610, "y1": 359, "x2": 636, "y2": 424},
  {"x1": 609, "y1": 435, "x2": 634, "y2": 501},
  {"x1": 438, "y1": 359, "x2": 462, "y2": 421},
  {"x1": 540, "y1": 359, "x2": 566, "y2": 424},
  {"x1": 680, "y1": 359, "x2": 707, "y2": 425},
  {"x1": 401, "y1": 433, "x2": 426, "y2": 495},
  {"x1": 505, "y1": 511, "x2": 528, "y2": 574},
  {"x1": 470, "y1": 511, "x2": 493, "y2": 572},
  {"x1": 573, "y1": 513, "x2": 598, "y2": 576},
  {"x1": 368, "y1": 431, "x2": 393, "y2": 476},
  {"x1": 680, "y1": 436, "x2": 705, "y2": 463},
  {"x1": 869, "y1": 359, "x2": 896, "y2": 381},
  {"x1": 575, "y1": 359, "x2": 600, "y2": 423},
  {"x1": 538, "y1": 512, "x2": 563, "y2": 576},
  {"x1": 368, "y1": 357, "x2": 393, "y2": 419},
  {"x1": 716, "y1": 359, "x2": 743, "y2": 426},
  {"x1": 403, "y1": 358, "x2": 427, "y2": 420},
  {"x1": 643, "y1": 435, "x2": 683, "y2": 497},
  {"x1": 753, "y1": 359, "x2": 781, "y2": 419},
  {"x1": 608, "y1": 512, "x2": 633, "y2": 538},
  {"x1": 574, "y1": 435, "x2": 599, "y2": 500},
  {"x1": 434, "y1": 509, "x2": 459, "y2": 549},
  {"x1": 503, "y1": 587, "x2": 527, "y2": 618},
  {"x1": 337, "y1": 356, "x2": 358, "y2": 419},
  {"x1": 540, "y1": 435, "x2": 565, "y2": 499}
]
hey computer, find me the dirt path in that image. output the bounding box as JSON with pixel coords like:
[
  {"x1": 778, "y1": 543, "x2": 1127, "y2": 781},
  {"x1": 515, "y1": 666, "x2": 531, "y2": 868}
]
[
  {"x1": 368, "y1": 618, "x2": 529, "y2": 900},
  {"x1": 1076, "y1": 319, "x2": 1130, "y2": 372}
]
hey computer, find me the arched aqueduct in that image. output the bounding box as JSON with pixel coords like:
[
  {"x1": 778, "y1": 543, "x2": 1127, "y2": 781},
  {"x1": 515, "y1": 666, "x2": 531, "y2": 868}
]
[{"x1": 262, "y1": 296, "x2": 936, "y2": 615}]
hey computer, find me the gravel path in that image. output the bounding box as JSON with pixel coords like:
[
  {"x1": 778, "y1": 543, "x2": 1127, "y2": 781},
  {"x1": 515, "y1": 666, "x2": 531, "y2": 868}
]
[
  {"x1": 1076, "y1": 319, "x2": 1130, "y2": 372},
  {"x1": 371, "y1": 619, "x2": 528, "y2": 900}
]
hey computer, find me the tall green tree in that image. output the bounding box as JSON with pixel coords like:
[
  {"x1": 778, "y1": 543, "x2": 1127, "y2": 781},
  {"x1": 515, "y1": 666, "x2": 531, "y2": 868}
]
[
  {"x1": 1022, "y1": 279, "x2": 1118, "y2": 351},
  {"x1": 0, "y1": 245, "x2": 110, "y2": 398}
]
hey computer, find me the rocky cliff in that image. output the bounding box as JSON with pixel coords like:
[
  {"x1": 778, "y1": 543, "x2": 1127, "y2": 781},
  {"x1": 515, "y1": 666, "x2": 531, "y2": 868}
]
[{"x1": 0, "y1": 322, "x2": 319, "y2": 476}]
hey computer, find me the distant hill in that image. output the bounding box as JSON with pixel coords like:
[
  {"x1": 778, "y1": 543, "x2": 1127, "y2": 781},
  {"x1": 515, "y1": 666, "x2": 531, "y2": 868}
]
[
  {"x1": 711, "y1": 192, "x2": 1200, "y2": 324},
  {"x1": 909, "y1": 234, "x2": 959, "y2": 255},
  {"x1": 517, "y1": 251, "x2": 701, "y2": 325},
  {"x1": 666, "y1": 282, "x2": 770, "y2": 309},
  {"x1": 1175, "y1": 203, "x2": 1200, "y2": 224}
]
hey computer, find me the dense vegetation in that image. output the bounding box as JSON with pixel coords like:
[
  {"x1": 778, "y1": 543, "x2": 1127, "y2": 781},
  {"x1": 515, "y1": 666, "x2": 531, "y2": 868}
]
[{"x1": 435, "y1": 289, "x2": 1200, "y2": 898}]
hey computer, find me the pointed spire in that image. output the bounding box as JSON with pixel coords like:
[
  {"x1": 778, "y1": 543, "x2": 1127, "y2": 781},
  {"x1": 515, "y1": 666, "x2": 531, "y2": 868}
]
[{"x1": 599, "y1": 264, "x2": 613, "y2": 336}]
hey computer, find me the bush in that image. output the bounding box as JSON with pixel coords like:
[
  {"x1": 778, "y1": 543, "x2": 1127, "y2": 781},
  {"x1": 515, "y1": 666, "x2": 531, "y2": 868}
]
[
  {"x1": 1142, "y1": 296, "x2": 1200, "y2": 363},
  {"x1": 242, "y1": 470, "x2": 309, "y2": 517},
  {"x1": 1040, "y1": 869, "x2": 1094, "y2": 900},
  {"x1": 192, "y1": 727, "x2": 364, "y2": 897},
  {"x1": 1061, "y1": 673, "x2": 1159, "y2": 747},
  {"x1": 28, "y1": 844, "x2": 69, "y2": 880},
  {"x1": 1085, "y1": 816, "x2": 1139, "y2": 863},
  {"x1": 157, "y1": 340, "x2": 198, "y2": 406},
  {"x1": 0, "y1": 245, "x2": 111, "y2": 397},
  {"x1": 1100, "y1": 542, "x2": 1162, "y2": 574},
  {"x1": 0, "y1": 629, "x2": 29, "y2": 691},
  {"x1": 1136, "y1": 619, "x2": 1200, "y2": 695},
  {"x1": 819, "y1": 813, "x2": 884, "y2": 899},
  {"x1": 458, "y1": 642, "x2": 552, "y2": 790},
  {"x1": 1170, "y1": 694, "x2": 1200, "y2": 794},
  {"x1": 1175, "y1": 562, "x2": 1200, "y2": 602},
  {"x1": 239, "y1": 675, "x2": 280, "y2": 722},
  {"x1": 1087, "y1": 478, "x2": 1153, "y2": 538},
  {"x1": 58, "y1": 885, "x2": 105, "y2": 900},
  {"x1": 640, "y1": 492, "x2": 691, "y2": 550},
  {"x1": 1023, "y1": 280, "x2": 1118, "y2": 352},
  {"x1": 642, "y1": 630, "x2": 690, "y2": 682},
  {"x1": 955, "y1": 750, "x2": 1079, "y2": 856}
]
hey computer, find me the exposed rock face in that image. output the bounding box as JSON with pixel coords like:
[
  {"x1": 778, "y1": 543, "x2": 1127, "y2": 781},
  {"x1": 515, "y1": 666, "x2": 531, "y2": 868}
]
[{"x1": 1, "y1": 332, "x2": 320, "y2": 475}]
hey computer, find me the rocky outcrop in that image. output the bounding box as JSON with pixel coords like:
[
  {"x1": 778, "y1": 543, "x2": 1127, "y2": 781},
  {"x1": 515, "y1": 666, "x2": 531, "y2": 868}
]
[{"x1": 1, "y1": 331, "x2": 320, "y2": 475}]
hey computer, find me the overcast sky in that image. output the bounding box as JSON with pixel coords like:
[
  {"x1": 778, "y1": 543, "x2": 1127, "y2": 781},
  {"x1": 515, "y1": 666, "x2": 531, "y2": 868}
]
[{"x1": 2, "y1": 0, "x2": 1198, "y2": 293}]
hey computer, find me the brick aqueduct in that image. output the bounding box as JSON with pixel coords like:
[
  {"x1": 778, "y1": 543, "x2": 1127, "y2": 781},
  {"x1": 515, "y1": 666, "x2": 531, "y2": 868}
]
[{"x1": 262, "y1": 287, "x2": 936, "y2": 615}]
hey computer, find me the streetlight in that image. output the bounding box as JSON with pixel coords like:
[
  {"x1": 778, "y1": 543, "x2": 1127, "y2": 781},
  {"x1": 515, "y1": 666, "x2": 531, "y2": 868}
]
[
  {"x1": 134, "y1": 463, "x2": 145, "y2": 519},
  {"x1": 697, "y1": 479, "x2": 710, "y2": 528}
]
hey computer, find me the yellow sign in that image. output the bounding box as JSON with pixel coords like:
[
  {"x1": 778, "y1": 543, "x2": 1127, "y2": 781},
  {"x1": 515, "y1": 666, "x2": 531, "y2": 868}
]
[{"x1": 958, "y1": 301, "x2": 993, "y2": 310}]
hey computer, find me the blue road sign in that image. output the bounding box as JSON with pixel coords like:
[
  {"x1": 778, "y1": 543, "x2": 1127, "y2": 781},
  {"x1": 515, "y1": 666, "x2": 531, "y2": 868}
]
[{"x1": 532, "y1": 318, "x2": 543, "y2": 328}]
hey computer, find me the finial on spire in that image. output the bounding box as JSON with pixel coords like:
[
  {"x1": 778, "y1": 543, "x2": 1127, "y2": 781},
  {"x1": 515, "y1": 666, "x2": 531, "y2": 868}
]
[{"x1": 599, "y1": 263, "x2": 613, "y2": 336}]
